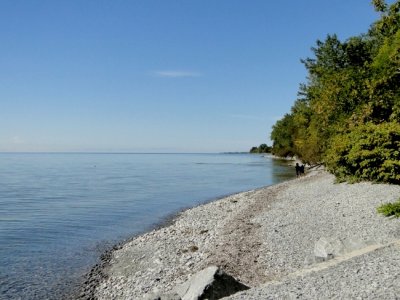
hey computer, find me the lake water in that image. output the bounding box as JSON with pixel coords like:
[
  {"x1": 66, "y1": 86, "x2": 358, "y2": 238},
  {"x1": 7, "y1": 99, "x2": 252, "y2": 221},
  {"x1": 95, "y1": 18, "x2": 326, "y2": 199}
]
[{"x1": 0, "y1": 153, "x2": 294, "y2": 299}]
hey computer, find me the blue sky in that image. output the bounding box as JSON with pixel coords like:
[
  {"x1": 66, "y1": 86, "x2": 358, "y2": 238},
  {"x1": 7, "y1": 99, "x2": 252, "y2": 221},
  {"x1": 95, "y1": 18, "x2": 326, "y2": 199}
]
[{"x1": 0, "y1": 0, "x2": 385, "y2": 152}]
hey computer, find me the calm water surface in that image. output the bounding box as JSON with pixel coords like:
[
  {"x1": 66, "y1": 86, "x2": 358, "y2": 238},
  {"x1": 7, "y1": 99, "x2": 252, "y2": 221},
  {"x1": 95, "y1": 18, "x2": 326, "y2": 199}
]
[{"x1": 0, "y1": 153, "x2": 294, "y2": 299}]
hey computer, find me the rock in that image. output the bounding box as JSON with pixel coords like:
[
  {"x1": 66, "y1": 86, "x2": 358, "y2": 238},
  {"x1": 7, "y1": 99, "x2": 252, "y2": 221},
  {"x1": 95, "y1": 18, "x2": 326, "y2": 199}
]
[
  {"x1": 314, "y1": 237, "x2": 370, "y2": 262},
  {"x1": 314, "y1": 237, "x2": 339, "y2": 261},
  {"x1": 173, "y1": 266, "x2": 249, "y2": 300}
]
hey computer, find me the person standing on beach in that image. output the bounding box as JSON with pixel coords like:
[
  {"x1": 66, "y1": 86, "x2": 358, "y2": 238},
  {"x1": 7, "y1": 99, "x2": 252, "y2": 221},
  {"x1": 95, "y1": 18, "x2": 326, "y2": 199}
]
[
  {"x1": 295, "y1": 163, "x2": 301, "y2": 177},
  {"x1": 300, "y1": 164, "x2": 305, "y2": 176}
]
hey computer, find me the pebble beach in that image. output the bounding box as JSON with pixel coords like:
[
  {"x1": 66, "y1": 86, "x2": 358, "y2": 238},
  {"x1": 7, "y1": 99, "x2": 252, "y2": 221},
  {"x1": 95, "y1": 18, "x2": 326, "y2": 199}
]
[{"x1": 84, "y1": 169, "x2": 400, "y2": 299}]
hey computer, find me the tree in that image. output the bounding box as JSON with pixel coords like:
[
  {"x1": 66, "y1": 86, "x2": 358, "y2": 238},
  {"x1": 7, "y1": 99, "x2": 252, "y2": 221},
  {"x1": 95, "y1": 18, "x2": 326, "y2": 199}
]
[
  {"x1": 271, "y1": 113, "x2": 295, "y2": 157},
  {"x1": 249, "y1": 144, "x2": 272, "y2": 153},
  {"x1": 325, "y1": 122, "x2": 400, "y2": 183},
  {"x1": 270, "y1": 0, "x2": 400, "y2": 183}
]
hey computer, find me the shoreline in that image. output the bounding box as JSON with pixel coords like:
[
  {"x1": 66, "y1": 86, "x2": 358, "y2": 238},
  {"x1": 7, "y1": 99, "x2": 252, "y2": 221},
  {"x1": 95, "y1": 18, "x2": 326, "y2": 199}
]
[
  {"x1": 75, "y1": 176, "x2": 296, "y2": 300},
  {"x1": 75, "y1": 203, "x2": 196, "y2": 299},
  {"x1": 79, "y1": 168, "x2": 400, "y2": 299},
  {"x1": 76, "y1": 169, "x2": 308, "y2": 299}
]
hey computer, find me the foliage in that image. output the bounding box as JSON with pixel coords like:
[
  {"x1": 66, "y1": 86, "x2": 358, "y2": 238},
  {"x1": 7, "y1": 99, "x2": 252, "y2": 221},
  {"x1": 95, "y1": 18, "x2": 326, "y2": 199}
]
[
  {"x1": 250, "y1": 143, "x2": 272, "y2": 153},
  {"x1": 270, "y1": 0, "x2": 400, "y2": 183},
  {"x1": 270, "y1": 114, "x2": 295, "y2": 157},
  {"x1": 325, "y1": 122, "x2": 400, "y2": 183},
  {"x1": 377, "y1": 199, "x2": 400, "y2": 218},
  {"x1": 372, "y1": 0, "x2": 387, "y2": 12}
]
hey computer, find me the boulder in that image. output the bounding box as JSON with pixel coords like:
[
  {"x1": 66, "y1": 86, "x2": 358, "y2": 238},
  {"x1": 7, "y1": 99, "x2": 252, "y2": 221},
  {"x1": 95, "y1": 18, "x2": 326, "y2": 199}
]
[
  {"x1": 174, "y1": 266, "x2": 249, "y2": 300},
  {"x1": 314, "y1": 237, "x2": 370, "y2": 262},
  {"x1": 314, "y1": 237, "x2": 340, "y2": 261}
]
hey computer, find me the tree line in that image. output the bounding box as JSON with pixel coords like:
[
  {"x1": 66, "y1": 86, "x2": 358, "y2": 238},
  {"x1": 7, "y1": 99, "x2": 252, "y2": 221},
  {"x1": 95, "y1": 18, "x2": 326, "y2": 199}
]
[
  {"x1": 250, "y1": 144, "x2": 272, "y2": 154},
  {"x1": 270, "y1": 0, "x2": 400, "y2": 183}
]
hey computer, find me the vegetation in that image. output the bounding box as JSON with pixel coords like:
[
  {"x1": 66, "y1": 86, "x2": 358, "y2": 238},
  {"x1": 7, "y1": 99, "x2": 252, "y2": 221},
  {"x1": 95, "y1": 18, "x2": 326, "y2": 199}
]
[
  {"x1": 250, "y1": 143, "x2": 272, "y2": 154},
  {"x1": 325, "y1": 122, "x2": 400, "y2": 183},
  {"x1": 270, "y1": 0, "x2": 400, "y2": 183},
  {"x1": 377, "y1": 198, "x2": 400, "y2": 217}
]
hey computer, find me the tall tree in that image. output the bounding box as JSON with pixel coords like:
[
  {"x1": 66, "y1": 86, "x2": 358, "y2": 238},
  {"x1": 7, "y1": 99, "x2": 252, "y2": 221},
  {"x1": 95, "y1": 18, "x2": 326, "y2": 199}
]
[{"x1": 270, "y1": 0, "x2": 400, "y2": 182}]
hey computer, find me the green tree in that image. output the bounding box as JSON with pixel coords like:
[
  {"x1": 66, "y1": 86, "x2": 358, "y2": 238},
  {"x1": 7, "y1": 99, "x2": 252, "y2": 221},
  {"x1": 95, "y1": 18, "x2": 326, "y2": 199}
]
[
  {"x1": 250, "y1": 146, "x2": 259, "y2": 153},
  {"x1": 271, "y1": 113, "x2": 295, "y2": 157},
  {"x1": 325, "y1": 122, "x2": 400, "y2": 183},
  {"x1": 270, "y1": 0, "x2": 400, "y2": 183},
  {"x1": 249, "y1": 144, "x2": 272, "y2": 153}
]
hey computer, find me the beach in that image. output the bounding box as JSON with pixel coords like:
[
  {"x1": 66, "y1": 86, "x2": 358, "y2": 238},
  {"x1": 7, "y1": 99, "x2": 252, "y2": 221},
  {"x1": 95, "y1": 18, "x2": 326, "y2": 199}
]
[{"x1": 85, "y1": 169, "x2": 400, "y2": 299}]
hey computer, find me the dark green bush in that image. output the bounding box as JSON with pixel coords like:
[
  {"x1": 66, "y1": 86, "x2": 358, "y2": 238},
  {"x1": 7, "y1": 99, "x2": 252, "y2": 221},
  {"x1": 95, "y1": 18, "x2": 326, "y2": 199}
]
[{"x1": 325, "y1": 122, "x2": 400, "y2": 183}]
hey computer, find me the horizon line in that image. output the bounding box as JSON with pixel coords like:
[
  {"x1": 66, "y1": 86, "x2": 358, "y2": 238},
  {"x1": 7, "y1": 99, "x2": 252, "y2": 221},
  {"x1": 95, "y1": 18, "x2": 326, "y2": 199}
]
[{"x1": 0, "y1": 151, "x2": 249, "y2": 155}]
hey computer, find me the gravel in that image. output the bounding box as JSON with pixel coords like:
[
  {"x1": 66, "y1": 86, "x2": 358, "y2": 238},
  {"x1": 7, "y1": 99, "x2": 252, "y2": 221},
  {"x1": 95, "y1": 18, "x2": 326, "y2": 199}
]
[
  {"x1": 93, "y1": 170, "x2": 400, "y2": 299},
  {"x1": 228, "y1": 242, "x2": 400, "y2": 299}
]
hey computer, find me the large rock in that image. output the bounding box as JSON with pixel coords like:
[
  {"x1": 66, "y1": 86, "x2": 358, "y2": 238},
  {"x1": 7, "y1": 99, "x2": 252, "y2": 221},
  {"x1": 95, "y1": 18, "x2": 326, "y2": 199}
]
[
  {"x1": 174, "y1": 266, "x2": 249, "y2": 300},
  {"x1": 314, "y1": 237, "x2": 370, "y2": 262},
  {"x1": 314, "y1": 237, "x2": 340, "y2": 261}
]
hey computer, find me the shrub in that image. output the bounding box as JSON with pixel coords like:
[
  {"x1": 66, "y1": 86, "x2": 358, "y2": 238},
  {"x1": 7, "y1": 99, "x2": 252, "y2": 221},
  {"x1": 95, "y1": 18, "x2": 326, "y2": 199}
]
[{"x1": 325, "y1": 122, "x2": 400, "y2": 183}]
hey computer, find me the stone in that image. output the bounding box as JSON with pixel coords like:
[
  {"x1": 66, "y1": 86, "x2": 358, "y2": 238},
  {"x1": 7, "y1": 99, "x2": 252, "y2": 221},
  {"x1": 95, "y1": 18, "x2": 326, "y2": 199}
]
[
  {"x1": 314, "y1": 237, "x2": 370, "y2": 262},
  {"x1": 174, "y1": 266, "x2": 249, "y2": 300},
  {"x1": 314, "y1": 237, "x2": 339, "y2": 261}
]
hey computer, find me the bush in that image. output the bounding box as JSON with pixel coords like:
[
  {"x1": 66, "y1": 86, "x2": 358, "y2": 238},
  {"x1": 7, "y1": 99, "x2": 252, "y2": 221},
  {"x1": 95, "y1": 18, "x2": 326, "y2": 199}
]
[
  {"x1": 325, "y1": 122, "x2": 400, "y2": 183},
  {"x1": 377, "y1": 199, "x2": 400, "y2": 218}
]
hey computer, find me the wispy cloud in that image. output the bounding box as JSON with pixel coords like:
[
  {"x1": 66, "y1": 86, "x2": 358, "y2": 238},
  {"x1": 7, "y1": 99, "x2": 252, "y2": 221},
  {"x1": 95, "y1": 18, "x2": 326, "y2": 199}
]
[{"x1": 152, "y1": 70, "x2": 202, "y2": 78}]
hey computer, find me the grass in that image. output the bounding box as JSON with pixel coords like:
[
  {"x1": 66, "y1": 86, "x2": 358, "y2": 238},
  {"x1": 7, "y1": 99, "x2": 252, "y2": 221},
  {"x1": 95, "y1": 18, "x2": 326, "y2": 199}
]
[{"x1": 377, "y1": 198, "x2": 400, "y2": 218}]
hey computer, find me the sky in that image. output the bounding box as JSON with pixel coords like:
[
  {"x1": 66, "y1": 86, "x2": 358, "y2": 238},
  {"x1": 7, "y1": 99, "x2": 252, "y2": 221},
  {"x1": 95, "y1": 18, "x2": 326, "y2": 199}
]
[{"x1": 0, "y1": 0, "x2": 387, "y2": 152}]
